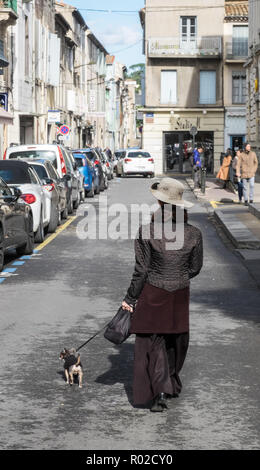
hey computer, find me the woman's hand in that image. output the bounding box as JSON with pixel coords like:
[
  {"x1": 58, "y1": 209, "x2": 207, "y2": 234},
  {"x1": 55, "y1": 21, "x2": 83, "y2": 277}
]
[{"x1": 122, "y1": 301, "x2": 134, "y2": 313}]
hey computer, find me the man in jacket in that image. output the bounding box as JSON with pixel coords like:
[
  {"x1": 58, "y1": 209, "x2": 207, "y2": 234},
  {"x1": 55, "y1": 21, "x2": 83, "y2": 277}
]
[
  {"x1": 192, "y1": 145, "x2": 204, "y2": 189},
  {"x1": 237, "y1": 142, "x2": 258, "y2": 205}
]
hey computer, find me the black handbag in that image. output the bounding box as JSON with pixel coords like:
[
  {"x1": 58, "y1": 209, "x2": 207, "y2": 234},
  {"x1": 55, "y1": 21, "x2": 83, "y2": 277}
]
[{"x1": 104, "y1": 306, "x2": 133, "y2": 345}]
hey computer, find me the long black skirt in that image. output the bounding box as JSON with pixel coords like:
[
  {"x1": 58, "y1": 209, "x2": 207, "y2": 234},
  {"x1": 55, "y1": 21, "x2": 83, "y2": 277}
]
[{"x1": 133, "y1": 332, "x2": 189, "y2": 406}]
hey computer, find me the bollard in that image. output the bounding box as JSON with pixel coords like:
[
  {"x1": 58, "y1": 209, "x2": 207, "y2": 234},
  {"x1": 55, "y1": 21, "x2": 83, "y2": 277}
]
[{"x1": 200, "y1": 167, "x2": 207, "y2": 194}]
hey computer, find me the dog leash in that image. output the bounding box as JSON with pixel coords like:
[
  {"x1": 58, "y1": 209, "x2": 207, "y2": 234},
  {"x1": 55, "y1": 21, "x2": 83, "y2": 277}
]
[{"x1": 76, "y1": 322, "x2": 109, "y2": 353}]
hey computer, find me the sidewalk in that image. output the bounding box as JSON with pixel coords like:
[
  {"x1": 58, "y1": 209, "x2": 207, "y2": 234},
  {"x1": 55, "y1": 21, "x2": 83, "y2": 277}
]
[{"x1": 186, "y1": 175, "x2": 260, "y2": 288}]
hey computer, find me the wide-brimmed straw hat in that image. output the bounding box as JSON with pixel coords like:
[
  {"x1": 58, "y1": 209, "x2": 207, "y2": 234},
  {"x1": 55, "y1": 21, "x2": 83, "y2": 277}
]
[{"x1": 150, "y1": 177, "x2": 193, "y2": 208}]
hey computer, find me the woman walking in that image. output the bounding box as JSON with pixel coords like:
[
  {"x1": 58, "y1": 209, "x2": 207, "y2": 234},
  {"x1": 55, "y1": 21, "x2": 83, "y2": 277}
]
[
  {"x1": 122, "y1": 178, "x2": 203, "y2": 412},
  {"x1": 216, "y1": 149, "x2": 233, "y2": 189},
  {"x1": 232, "y1": 149, "x2": 244, "y2": 203}
]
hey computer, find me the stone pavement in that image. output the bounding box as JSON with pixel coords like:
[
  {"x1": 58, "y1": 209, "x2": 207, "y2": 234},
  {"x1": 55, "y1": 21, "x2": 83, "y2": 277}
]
[{"x1": 186, "y1": 175, "x2": 260, "y2": 288}]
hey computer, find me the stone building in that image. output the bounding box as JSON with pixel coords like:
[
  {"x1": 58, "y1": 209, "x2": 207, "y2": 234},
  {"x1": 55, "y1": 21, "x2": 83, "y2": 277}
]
[
  {"x1": 245, "y1": 0, "x2": 260, "y2": 163},
  {"x1": 140, "y1": 0, "x2": 225, "y2": 176}
]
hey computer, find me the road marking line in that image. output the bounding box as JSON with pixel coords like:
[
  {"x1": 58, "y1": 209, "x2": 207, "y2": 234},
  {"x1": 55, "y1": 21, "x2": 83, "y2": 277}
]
[
  {"x1": 19, "y1": 255, "x2": 32, "y2": 260},
  {"x1": 36, "y1": 216, "x2": 77, "y2": 252},
  {"x1": 2, "y1": 268, "x2": 17, "y2": 273},
  {"x1": 0, "y1": 278, "x2": 6, "y2": 284},
  {"x1": 12, "y1": 261, "x2": 25, "y2": 266},
  {"x1": 210, "y1": 201, "x2": 225, "y2": 209}
]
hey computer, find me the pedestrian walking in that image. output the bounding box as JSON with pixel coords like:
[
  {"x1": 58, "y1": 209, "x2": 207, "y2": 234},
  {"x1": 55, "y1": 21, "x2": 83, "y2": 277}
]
[
  {"x1": 216, "y1": 148, "x2": 232, "y2": 189},
  {"x1": 232, "y1": 149, "x2": 244, "y2": 203},
  {"x1": 192, "y1": 144, "x2": 204, "y2": 189},
  {"x1": 122, "y1": 178, "x2": 203, "y2": 412},
  {"x1": 237, "y1": 142, "x2": 258, "y2": 206}
]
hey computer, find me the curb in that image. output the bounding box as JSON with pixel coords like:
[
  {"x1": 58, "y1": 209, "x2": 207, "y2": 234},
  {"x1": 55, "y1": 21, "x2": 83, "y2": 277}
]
[{"x1": 214, "y1": 209, "x2": 260, "y2": 249}]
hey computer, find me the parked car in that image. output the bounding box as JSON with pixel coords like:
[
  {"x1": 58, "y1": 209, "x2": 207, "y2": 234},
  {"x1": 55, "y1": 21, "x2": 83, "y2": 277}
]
[
  {"x1": 4, "y1": 143, "x2": 80, "y2": 215},
  {"x1": 72, "y1": 152, "x2": 96, "y2": 198},
  {"x1": 0, "y1": 160, "x2": 49, "y2": 243},
  {"x1": 28, "y1": 160, "x2": 67, "y2": 232},
  {"x1": 94, "y1": 147, "x2": 108, "y2": 190},
  {"x1": 116, "y1": 149, "x2": 155, "y2": 178},
  {"x1": 114, "y1": 149, "x2": 126, "y2": 175},
  {"x1": 0, "y1": 176, "x2": 34, "y2": 271},
  {"x1": 102, "y1": 151, "x2": 114, "y2": 180},
  {"x1": 73, "y1": 148, "x2": 106, "y2": 193},
  {"x1": 66, "y1": 149, "x2": 85, "y2": 203}
]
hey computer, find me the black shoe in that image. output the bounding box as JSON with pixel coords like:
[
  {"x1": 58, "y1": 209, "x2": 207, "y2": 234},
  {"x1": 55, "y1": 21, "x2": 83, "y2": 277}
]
[
  {"x1": 250, "y1": 200, "x2": 253, "y2": 204},
  {"x1": 150, "y1": 393, "x2": 168, "y2": 412},
  {"x1": 244, "y1": 201, "x2": 248, "y2": 206}
]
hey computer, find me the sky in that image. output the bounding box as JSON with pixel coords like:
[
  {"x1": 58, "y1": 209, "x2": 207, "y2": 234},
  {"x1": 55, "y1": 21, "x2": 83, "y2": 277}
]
[{"x1": 66, "y1": 0, "x2": 145, "y2": 70}]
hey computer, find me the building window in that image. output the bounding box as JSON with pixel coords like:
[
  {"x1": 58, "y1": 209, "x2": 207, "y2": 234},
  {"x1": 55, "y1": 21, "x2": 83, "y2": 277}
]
[
  {"x1": 199, "y1": 71, "x2": 216, "y2": 104},
  {"x1": 180, "y1": 17, "x2": 197, "y2": 47},
  {"x1": 232, "y1": 72, "x2": 247, "y2": 104},
  {"x1": 232, "y1": 25, "x2": 248, "y2": 57},
  {"x1": 161, "y1": 70, "x2": 177, "y2": 104}
]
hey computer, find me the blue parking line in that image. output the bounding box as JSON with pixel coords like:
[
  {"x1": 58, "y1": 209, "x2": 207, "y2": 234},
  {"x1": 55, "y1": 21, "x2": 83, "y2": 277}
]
[
  {"x1": 2, "y1": 268, "x2": 17, "y2": 273},
  {"x1": 12, "y1": 261, "x2": 25, "y2": 266},
  {"x1": 33, "y1": 249, "x2": 39, "y2": 254},
  {"x1": 0, "y1": 278, "x2": 6, "y2": 284},
  {"x1": 19, "y1": 256, "x2": 32, "y2": 260}
]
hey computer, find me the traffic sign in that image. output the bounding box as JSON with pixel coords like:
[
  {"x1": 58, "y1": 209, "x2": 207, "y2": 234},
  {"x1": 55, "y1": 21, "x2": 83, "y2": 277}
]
[
  {"x1": 57, "y1": 125, "x2": 70, "y2": 136},
  {"x1": 190, "y1": 126, "x2": 198, "y2": 137}
]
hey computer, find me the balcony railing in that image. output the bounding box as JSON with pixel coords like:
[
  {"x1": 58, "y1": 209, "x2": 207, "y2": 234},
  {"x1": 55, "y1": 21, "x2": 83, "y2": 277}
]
[
  {"x1": 0, "y1": 0, "x2": 17, "y2": 14},
  {"x1": 148, "y1": 37, "x2": 222, "y2": 58},
  {"x1": 225, "y1": 41, "x2": 248, "y2": 61}
]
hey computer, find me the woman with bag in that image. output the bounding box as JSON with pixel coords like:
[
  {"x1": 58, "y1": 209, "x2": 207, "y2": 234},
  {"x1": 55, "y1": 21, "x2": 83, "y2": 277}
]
[
  {"x1": 122, "y1": 178, "x2": 203, "y2": 412},
  {"x1": 216, "y1": 149, "x2": 233, "y2": 189},
  {"x1": 232, "y1": 149, "x2": 244, "y2": 203}
]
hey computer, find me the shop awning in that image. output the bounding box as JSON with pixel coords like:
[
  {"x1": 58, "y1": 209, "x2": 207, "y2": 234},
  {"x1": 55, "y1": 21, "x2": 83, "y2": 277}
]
[{"x1": 0, "y1": 107, "x2": 13, "y2": 124}]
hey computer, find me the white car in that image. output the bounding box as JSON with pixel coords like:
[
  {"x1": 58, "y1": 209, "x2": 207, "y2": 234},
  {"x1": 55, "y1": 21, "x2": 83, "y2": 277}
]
[
  {"x1": 116, "y1": 149, "x2": 155, "y2": 178},
  {"x1": 0, "y1": 160, "x2": 49, "y2": 243}
]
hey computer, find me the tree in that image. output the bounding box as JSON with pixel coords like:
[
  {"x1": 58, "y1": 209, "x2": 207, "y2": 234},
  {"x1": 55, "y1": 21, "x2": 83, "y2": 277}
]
[{"x1": 126, "y1": 63, "x2": 145, "y2": 91}]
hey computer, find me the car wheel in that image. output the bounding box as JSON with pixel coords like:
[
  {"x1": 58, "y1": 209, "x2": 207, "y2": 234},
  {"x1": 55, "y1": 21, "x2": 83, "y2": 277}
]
[
  {"x1": 73, "y1": 192, "x2": 80, "y2": 210},
  {"x1": 62, "y1": 205, "x2": 68, "y2": 220},
  {"x1": 68, "y1": 193, "x2": 73, "y2": 214},
  {"x1": 48, "y1": 204, "x2": 59, "y2": 233},
  {"x1": 87, "y1": 183, "x2": 94, "y2": 198},
  {"x1": 17, "y1": 213, "x2": 34, "y2": 256},
  {"x1": 80, "y1": 190, "x2": 85, "y2": 203},
  {"x1": 150, "y1": 173, "x2": 155, "y2": 178},
  {"x1": 34, "y1": 210, "x2": 45, "y2": 243}
]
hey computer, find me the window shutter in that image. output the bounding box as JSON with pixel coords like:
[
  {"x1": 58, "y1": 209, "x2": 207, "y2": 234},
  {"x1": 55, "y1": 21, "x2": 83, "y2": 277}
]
[
  {"x1": 199, "y1": 71, "x2": 216, "y2": 104},
  {"x1": 161, "y1": 70, "x2": 177, "y2": 104}
]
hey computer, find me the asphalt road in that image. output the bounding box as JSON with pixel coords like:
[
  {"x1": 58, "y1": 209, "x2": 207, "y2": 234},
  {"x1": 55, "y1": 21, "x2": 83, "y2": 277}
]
[{"x1": 0, "y1": 176, "x2": 259, "y2": 450}]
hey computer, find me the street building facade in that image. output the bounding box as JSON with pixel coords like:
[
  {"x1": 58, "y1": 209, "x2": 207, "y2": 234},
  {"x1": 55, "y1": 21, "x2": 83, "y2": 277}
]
[
  {"x1": 245, "y1": 0, "x2": 260, "y2": 167},
  {"x1": 0, "y1": 0, "x2": 135, "y2": 157},
  {"x1": 223, "y1": 1, "x2": 248, "y2": 153},
  {"x1": 140, "y1": 0, "x2": 252, "y2": 176}
]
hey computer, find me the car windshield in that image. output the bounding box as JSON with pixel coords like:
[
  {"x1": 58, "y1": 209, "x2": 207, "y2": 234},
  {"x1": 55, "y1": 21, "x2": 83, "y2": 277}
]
[
  {"x1": 30, "y1": 165, "x2": 48, "y2": 180},
  {"x1": 115, "y1": 151, "x2": 126, "y2": 159},
  {"x1": 8, "y1": 150, "x2": 57, "y2": 168},
  {"x1": 0, "y1": 167, "x2": 31, "y2": 184},
  {"x1": 127, "y1": 152, "x2": 151, "y2": 158},
  {"x1": 82, "y1": 151, "x2": 96, "y2": 161},
  {"x1": 73, "y1": 157, "x2": 84, "y2": 168}
]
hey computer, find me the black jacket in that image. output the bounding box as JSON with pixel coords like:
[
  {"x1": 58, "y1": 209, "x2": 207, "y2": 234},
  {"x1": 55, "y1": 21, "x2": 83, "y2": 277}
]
[{"x1": 124, "y1": 213, "x2": 203, "y2": 305}]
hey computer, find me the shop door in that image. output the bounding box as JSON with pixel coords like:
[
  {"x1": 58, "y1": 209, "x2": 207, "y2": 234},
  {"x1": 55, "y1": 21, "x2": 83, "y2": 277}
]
[
  {"x1": 164, "y1": 132, "x2": 193, "y2": 173},
  {"x1": 230, "y1": 135, "x2": 245, "y2": 152}
]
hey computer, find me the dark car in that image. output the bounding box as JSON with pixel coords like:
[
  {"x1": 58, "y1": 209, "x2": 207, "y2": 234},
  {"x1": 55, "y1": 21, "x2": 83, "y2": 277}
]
[
  {"x1": 73, "y1": 148, "x2": 105, "y2": 194},
  {"x1": 28, "y1": 160, "x2": 68, "y2": 230},
  {"x1": 61, "y1": 147, "x2": 81, "y2": 212},
  {"x1": 0, "y1": 176, "x2": 34, "y2": 272},
  {"x1": 72, "y1": 152, "x2": 97, "y2": 197}
]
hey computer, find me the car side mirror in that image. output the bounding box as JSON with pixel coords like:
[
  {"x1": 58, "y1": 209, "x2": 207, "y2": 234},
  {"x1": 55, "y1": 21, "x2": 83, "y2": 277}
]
[
  {"x1": 11, "y1": 187, "x2": 22, "y2": 200},
  {"x1": 42, "y1": 178, "x2": 54, "y2": 185},
  {"x1": 62, "y1": 174, "x2": 71, "y2": 181}
]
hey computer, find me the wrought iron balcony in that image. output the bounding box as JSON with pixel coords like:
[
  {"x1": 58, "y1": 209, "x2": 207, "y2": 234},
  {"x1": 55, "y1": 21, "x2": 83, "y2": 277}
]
[
  {"x1": 225, "y1": 41, "x2": 248, "y2": 62},
  {"x1": 148, "y1": 37, "x2": 222, "y2": 59},
  {"x1": 0, "y1": 0, "x2": 17, "y2": 14},
  {"x1": 0, "y1": 0, "x2": 18, "y2": 26}
]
